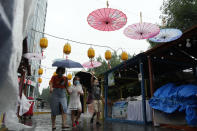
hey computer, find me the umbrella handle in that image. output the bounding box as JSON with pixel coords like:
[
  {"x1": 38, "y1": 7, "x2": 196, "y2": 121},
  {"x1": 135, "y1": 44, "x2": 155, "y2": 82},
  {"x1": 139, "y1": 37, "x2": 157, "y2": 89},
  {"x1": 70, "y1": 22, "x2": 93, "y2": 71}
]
[
  {"x1": 107, "y1": 0, "x2": 109, "y2": 8},
  {"x1": 140, "y1": 12, "x2": 142, "y2": 23}
]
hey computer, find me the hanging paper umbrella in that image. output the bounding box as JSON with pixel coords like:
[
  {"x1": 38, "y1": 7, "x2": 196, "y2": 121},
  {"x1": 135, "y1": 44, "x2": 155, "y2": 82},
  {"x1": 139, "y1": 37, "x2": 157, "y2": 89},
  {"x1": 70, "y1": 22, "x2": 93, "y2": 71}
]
[
  {"x1": 124, "y1": 22, "x2": 160, "y2": 40},
  {"x1": 124, "y1": 12, "x2": 160, "y2": 40},
  {"x1": 83, "y1": 61, "x2": 102, "y2": 69},
  {"x1": 23, "y1": 53, "x2": 45, "y2": 60},
  {"x1": 149, "y1": 28, "x2": 182, "y2": 43},
  {"x1": 87, "y1": 1, "x2": 127, "y2": 31}
]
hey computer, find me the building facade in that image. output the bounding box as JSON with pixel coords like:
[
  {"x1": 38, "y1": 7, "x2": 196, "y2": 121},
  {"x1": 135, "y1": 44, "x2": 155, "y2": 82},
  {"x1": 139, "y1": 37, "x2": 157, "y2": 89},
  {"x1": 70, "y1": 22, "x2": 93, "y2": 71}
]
[{"x1": 27, "y1": 0, "x2": 48, "y2": 98}]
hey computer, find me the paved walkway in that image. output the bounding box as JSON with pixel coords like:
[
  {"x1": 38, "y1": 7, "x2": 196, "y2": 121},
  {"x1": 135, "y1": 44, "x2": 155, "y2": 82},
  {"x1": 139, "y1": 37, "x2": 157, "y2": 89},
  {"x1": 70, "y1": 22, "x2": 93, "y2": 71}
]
[{"x1": 19, "y1": 113, "x2": 182, "y2": 131}]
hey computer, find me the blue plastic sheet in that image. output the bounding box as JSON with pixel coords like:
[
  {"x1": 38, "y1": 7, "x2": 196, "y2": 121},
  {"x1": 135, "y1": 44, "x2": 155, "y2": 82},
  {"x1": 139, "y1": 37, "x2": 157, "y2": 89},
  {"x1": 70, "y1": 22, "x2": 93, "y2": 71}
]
[{"x1": 149, "y1": 83, "x2": 197, "y2": 125}]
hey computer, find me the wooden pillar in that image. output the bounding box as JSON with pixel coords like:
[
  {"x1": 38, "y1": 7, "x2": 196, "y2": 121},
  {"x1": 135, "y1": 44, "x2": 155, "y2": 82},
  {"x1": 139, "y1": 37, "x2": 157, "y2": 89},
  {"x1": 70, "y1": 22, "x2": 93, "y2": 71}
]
[
  {"x1": 148, "y1": 56, "x2": 154, "y2": 96},
  {"x1": 148, "y1": 56, "x2": 155, "y2": 125},
  {"x1": 139, "y1": 61, "x2": 147, "y2": 124},
  {"x1": 104, "y1": 74, "x2": 108, "y2": 119}
]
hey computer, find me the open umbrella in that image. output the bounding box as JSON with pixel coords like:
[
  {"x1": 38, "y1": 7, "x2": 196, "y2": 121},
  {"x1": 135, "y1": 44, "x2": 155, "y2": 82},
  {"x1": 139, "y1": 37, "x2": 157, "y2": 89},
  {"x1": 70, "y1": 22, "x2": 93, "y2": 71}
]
[
  {"x1": 76, "y1": 71, "x2": 92, "y2": 88},
  {"x1": 52, "y1": 59, "x2": 83, "y2": 68},
  {"x1": 82, "y1": 61, "x2": 102, "y2": 69},
  {"x1": 124, "y1": 12, "x2": 160, "y2": 40},
  {"x1": 87, "y1": 1, "x2": 127, "y2": 31},
  {"x1": 149, "y1": 28, "x2": 182, "y2": 43},
  {"x1": 23, "y1": 53, "x2": 45, "y2": 60},
  {"x1": 124, "y1": 22, "x2": 160, "y2": 40},
  {"x1": 75, "y1": 71, "x2": 97, "y2": 91}
]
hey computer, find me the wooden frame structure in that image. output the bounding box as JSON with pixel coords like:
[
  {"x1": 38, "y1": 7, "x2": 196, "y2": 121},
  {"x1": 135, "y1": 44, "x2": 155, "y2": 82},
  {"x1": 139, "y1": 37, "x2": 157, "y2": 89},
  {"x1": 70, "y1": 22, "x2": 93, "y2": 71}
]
[{"x1": 103, "y1": 25, "x2": 197, "y2": 126}]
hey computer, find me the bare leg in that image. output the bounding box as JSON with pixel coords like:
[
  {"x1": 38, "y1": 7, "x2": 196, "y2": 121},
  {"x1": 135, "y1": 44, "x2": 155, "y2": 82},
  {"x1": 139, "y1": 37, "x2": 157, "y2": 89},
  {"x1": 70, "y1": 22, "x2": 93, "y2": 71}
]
[
  {"x1": 96, "y1": 112, "x2": 100, "y2": 122},
  {"x1": 76, "y1": 109, "x2": 82, "y2": 121},
  {"x1": 60, "y1": 105, "x2": 69, "y2": 128},
  {"x1": 51, "y1": 115, "x2": 56, "y2": 128},
  {"x1": 71, "y1": 110, "x2": 76, "y2": 125},
  {"x1": 90, "y1": 112, "x2": 96, "y2": 123}
]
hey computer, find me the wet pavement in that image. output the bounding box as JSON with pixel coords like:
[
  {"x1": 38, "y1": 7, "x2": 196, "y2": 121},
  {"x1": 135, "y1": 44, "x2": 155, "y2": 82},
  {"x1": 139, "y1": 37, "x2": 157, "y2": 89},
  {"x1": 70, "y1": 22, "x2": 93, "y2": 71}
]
[{"x1": 19, "y1": 113, "x2": 181, "y2": 131}]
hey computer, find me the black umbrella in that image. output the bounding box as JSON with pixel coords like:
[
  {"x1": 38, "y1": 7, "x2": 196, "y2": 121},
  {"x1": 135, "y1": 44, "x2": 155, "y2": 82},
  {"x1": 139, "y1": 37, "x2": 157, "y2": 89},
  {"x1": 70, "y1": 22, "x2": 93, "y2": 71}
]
[{"x1": 75, "y1": 71, "x2": 96, "y2": 92}]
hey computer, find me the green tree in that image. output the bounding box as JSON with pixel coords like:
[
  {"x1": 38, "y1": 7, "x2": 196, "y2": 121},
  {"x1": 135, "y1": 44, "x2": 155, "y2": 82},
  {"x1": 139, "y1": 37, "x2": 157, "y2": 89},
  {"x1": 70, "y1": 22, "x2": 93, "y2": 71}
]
[
  {"x1": 40, "y1": 87, "x2": 51, "y2": 103},
  {"x1": 90, "y1": 52, "x2": 133, "y2": 76},
  {"x1": 161, "y1": 0, "x2": 197, "y2": 31},
  {"x1": 149, "y1": 0, "x2": 197, "y2": 48}
]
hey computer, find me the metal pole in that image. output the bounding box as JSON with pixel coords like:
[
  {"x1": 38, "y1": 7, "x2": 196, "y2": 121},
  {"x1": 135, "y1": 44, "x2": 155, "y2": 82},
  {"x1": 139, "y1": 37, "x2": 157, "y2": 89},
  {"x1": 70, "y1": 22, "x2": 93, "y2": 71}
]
[
  {"x1": 104, "y1": 74, "x2": 108, "y2": 119},
  {"x1": 139, "y1": 61, "x2": 147, "y2": 124}
]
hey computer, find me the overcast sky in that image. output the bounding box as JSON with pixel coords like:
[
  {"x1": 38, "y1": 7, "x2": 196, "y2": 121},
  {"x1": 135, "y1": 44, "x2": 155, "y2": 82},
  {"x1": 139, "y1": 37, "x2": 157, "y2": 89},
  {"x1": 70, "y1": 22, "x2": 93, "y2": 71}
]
[{"x1": 40, "y1": 0, "x2": 163, "y2": 93}]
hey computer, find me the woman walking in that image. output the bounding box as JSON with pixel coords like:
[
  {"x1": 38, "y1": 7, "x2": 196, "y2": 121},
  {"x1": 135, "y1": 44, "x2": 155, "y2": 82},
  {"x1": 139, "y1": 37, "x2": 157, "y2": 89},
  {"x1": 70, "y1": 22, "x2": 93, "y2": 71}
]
[
  {"x1": 68, "y1": 76, "x2": 84, "y2": 127},
  {"x1": 49, "y1": 67, "x2": 69, "y2": 130}
]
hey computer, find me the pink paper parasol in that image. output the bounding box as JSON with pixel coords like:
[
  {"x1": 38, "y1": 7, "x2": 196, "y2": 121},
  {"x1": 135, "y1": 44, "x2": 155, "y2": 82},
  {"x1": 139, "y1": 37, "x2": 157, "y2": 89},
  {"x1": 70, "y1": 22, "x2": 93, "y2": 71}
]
[
  {"x1": 83, "y1": 61, "x2": 102, "y2": 69},
  {"x1": 87, "y1": 8, "x2": 127, "y2": 31},
  {"x1": 124, "y1": 22, "x2": 160, "y2": 40}
]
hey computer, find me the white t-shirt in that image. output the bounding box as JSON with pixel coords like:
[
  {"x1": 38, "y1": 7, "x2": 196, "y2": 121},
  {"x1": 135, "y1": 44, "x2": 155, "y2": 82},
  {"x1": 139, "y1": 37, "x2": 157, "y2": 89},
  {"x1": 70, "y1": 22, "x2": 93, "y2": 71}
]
[{"x1": 68, "y1": 84, "x2": 83, "y2": 110}]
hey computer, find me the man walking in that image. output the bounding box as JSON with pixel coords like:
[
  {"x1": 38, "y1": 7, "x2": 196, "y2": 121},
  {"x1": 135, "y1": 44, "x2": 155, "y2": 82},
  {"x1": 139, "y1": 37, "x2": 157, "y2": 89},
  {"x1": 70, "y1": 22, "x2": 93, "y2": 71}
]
[{"x1": 90, "y1": 73, "x2": 104, "y2": 126}]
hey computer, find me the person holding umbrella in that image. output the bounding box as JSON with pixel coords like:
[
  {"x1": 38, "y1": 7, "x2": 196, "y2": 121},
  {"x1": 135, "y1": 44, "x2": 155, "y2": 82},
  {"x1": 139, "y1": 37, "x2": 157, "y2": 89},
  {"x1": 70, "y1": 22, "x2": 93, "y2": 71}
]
[{"x1": 49, "y1": 67, "x2": 69, "y2": 130}]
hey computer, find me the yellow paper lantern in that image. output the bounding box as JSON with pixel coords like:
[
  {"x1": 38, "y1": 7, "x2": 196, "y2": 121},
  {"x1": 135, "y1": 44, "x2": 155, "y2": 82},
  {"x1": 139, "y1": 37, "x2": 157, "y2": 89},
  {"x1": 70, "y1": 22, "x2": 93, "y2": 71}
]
[
  {"x1": 68, "y1": 81, "x2": 71, "y2": 87},
  {"x1": 53, "y1": 72, "x2": 57, "y2": 76},
  {"x1": 88, "y1": 47, "x2": 95, "y2": 59},
  {"x1": 38, "y1": 78, "x2": 42, "y2": 83},
  {"x1": 40, "y1": 37, "x2": 48, "y2": 49},
  {"x1": 38, "y1": 68, "x2": 43, "y2": 75},
  {"x1": 67, "y1": 73, "x2": 72, "y2": 80},
  {"x1": 105, "y1": 50, "x2": 112, "y2": 60},
  {"x1": 63, "y1": 43, "x2": 71, "y2": 55},
  {"x1": 121, "y1": 51, "x2": 128, "y2": 61}
]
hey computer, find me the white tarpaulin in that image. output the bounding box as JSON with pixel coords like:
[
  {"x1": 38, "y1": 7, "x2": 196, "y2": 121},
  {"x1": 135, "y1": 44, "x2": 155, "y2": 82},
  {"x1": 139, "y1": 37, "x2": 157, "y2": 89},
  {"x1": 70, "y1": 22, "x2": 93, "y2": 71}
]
[
  {"x1": 0, "y1": 0, "x2": 38, "y2": 129},
  {"x1": 0, "y1": 0, "x2": 37, "y2": 113}
]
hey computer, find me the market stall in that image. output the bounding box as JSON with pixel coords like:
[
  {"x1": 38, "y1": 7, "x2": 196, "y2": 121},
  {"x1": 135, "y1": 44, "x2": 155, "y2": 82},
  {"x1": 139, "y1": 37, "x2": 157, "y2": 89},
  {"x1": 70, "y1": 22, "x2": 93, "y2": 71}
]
[
  {"x1": 103, "y1": 54, "x2": 152, "y2": 124},
  {"x1": 145, "y1": 25, "x2": 197, "y2": 128}
]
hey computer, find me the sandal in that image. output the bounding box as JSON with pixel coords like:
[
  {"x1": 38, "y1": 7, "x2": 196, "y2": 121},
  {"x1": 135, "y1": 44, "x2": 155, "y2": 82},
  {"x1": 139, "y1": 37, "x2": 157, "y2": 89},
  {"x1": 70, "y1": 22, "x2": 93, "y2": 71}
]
[
  {"x1": 75, "y1": 120, "x2": 79, "y2": 125},
  {"x1": 72, "y1": 123, "x2": 76, "y2": 128},
  {"x1": 62, "y1": 125, "x2": 70, "y2": 129}
]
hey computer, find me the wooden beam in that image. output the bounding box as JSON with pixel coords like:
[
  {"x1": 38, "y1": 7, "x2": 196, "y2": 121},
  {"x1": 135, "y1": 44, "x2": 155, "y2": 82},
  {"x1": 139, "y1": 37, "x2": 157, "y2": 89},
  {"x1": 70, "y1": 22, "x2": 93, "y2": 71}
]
[{"x1": 148, "y1": 56, "x2": 154, "y2": 96}]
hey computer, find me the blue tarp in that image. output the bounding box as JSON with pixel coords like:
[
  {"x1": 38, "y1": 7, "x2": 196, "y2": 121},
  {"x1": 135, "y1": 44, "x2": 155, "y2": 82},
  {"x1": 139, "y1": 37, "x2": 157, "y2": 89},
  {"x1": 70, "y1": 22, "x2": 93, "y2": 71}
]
[{"x1": 149, "y1": 83, "x2": 197, "y2": 125}]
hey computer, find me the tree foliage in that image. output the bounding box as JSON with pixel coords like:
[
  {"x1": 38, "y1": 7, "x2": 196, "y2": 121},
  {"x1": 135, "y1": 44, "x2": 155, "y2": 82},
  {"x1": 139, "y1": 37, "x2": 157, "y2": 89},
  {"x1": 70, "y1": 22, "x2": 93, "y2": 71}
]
[
  {"x1": 90, "y1": 52, "x2": 133, "y2": 76},
  {"x1": 40, "y1": 87, "x2": 51, "y2": 103},
  {"x1": 161, "y1": 0, "x2": 197, "y2": 31},
  {"x1": 149, "y1": 0, "x2": 197, "y2": 48}
]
